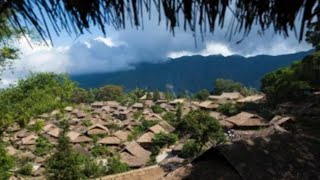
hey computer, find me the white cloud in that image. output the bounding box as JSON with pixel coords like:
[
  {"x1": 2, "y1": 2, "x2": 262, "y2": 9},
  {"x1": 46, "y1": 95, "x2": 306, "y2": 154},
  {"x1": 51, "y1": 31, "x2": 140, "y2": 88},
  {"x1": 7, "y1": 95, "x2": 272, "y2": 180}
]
[{"x1": 167, "y1": 42, "x2": 235, "y2": 58}]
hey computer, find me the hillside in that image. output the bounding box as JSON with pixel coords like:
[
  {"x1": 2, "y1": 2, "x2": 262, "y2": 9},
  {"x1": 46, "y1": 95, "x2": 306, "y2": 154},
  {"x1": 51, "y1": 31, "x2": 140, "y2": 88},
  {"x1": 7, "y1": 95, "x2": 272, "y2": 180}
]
[{"x1": 72, "y1": 51, "x2": 311, "y2": 92}]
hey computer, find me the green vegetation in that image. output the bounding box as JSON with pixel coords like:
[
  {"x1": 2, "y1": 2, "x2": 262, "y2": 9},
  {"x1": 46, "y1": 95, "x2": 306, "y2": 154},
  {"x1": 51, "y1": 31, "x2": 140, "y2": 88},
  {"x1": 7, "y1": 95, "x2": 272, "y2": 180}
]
[
  {"x1": 217, "y1": 103, "x2": 240, "y2": 116},
  {"x1": 133, "y1": 111, "x2": 143, "y2": 120},
  {"x1": 194, "y1": 89, "x2": 210, "y2": 101},
  {"x1": 0, "y1": 73, "x2": 77, "y2": 133},
  {"x1": 151, "y1": 104, "x2": 164, "y2": 114},
  {"x1": 179, "y1": 139, "x2": 201, "y2": 158},
  {"x1": 178, "y1": 110, "x2": 225, "y2": 146},
  {"x1": 28, "y1": 120, "x2": 45, "y2": 133},
  {"x1": 34, "y1": 136, "x2": 53, "y2": 156},
  {"x1": 152, "y1": 132, "x2": 177, "y2": 149},
  {"x1": 96, "y1": 85, "x2": 124, "y2": 101},
  {"x1": 0, "y1": 142, "x2": 14, "y2": 180},
  {"x1": 128, "y1": 120, "x2": 158, "y2": 141},
  {"x1": 107, "y1": 157, "x2": 130, "y2": 175},
  {"x1": 214, "y1": 78, "x2": 256, "y2": 96},
  {"x1": 91, "y1": 145, "x2": 110, "y2": 157},
  {"x1": 45, "y1": 123, "x2": 106, "y2": 179},
  {"x1": 162, "y1": 112, "x2": 176, "y2": 126},
  {"x1": 18, "y1": 163, "x2": 33, "y2": 176},
  {"x1": 153, "y1": 90, "x2": 160, "y2": 101}
]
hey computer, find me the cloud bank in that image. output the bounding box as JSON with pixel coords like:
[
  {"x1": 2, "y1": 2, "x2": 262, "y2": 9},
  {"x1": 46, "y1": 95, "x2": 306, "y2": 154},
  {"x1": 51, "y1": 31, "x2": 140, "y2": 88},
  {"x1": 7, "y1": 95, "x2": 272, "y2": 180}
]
[{"x1": 0, "y1": 21, "x2": 312, "y2": 88}]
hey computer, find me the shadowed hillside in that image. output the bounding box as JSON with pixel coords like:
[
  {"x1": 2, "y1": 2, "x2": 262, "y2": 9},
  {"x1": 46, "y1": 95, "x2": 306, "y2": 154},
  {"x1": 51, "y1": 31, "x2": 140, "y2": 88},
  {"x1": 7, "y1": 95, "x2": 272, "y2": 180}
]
[{"x1": 72, "y1": 51, "x2": 311, "y2": 92}]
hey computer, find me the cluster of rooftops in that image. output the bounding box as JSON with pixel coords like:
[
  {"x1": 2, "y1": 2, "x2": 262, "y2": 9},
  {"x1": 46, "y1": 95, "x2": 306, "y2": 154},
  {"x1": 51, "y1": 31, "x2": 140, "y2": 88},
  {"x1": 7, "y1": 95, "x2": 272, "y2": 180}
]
[{"x1": 3, "y1": 91, "x2": 294, "y2": 177}]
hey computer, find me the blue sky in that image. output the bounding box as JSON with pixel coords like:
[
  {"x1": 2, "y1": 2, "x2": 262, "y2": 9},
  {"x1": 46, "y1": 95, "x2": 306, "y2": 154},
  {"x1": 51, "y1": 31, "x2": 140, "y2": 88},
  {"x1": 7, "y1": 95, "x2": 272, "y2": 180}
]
[{"x1": 0, "y1": 7, "x2": 312, "y2": 87}]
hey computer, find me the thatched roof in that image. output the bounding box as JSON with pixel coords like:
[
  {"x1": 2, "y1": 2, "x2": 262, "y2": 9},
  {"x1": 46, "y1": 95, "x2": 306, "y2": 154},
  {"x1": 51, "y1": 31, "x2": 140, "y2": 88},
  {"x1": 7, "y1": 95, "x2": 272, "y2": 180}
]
[
  {"x1": 98, "y1": 136, "x2": 121, "y2": 145},
  {"x1": 71, "y1": 124, "x2": 87, "y2": 133},
  {"x1": 237, "y1": 94, "x2": 265, "y2": 103},
  {"x1": 67, "y1": 131, "x2": 81, "y2": 141},
  {"x1": 132, "y1": 103, "x2": 144, "y2": 109},
  {"x1": 199, "y1": 101, "x2": 219, "y2": 109},
  {"x1": 219, "y1": 120, "x2": 235, "y2": 129},
  {"x1": 225, "y1": 112, "x2": 268, "y2": 127},
  {"x1": 122, "y1": 141, "x2": 151, "y2": 160},
  {"x1": 76, "y1": 111, "x2": 87, "y2": 118},
  {"x1": 159, "y1": 121, "x2": 175, "y2": 133},
  {"x1": 86, "y1": 123, "x2": 110, "y2": 135},
  {"x1": 269, "y1": 116, "x2": 294, "y2": 126},
  {"x1": 137, "y1": 132, "x2": 155, "y2": 143},
  {"x1": 209, "y1": 112, "x2": 227, "y2": 120},
  {"x1": 16, "y1": 130, "x2": 32, "y2": 138},
  {"x1": 72, "y1": 136, "x2": 92, "y2": 143},
  {"x1": 64, "y1": 106, "x2": 73, "y2": 112},
  {"x1": 106, "y1": 101, "x2": 120, "y2": 108},
  {"x1": 120, "y1": 152, "x2": 148, "y2": 168},
  {"x1": 42, "y1": 123, "x2": 57, "y2": 132},
  {"x1": 21, "y1": 134, "x2": 38, "y2": 145},
  {"x1": 47, "y1": 127, "x2": 61, "y2": 138},
  {"x1": 145, "y1": 113, "x2": 163, "y2": 121},
  {"x1": 169, "y1": 99, "x2": 186, "y2": 105},
  {"x1": 113, "y1": 130, "x2": 129, "y2": 141},
  {"x1": 91, "y1": 101, "x2": 105, "y2": 107},
  {"x1": 149, "y1": 124, "x2": 168, "y2": 134}
]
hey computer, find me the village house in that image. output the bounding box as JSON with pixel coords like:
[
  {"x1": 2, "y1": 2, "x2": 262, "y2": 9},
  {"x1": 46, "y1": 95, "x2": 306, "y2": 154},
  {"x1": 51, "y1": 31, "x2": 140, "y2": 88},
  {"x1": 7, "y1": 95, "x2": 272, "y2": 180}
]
[
  {"x1": 198, "y1": 101, "x2": 219, "y2": 110},
  {"x1": 91, "y1": 101, "x2": 105, "y2": 108},
  {"x1": 113, "y1": 130, "x2": 130, "y2": 141},
  {"x1": 132, "y1": 103, "x2": 144, "y2": 110},
  {"x1": 120, "y1": 141, "x2": 151, "y2": 168},
  {"x1": 149, "y1": 124, "x2": 168, "y2": 134},
  {"x1": 144, "y1": 113, "x2": 163, "y2": 121},
  {"x1": 137, "y1": 132, "x2": 155, "y2": 148},
  {"x1": 67, "y1": 131, "x2": 92, "y2": 143},
  {"x1": 158, "y1": 121, "x2": 175, "y2": 133},
  {"x1": 98, "y1": 136, "x2": 121, "y2": 146},
  {"x1": 209, "y1": 92, "x2": 244, "y2": 104},
  {"x1": 224, "y1": 112, "x2": 268, "y2": 130},
  {"x1": 237, "y1": 94, "x2": 265, "y2": 103},
  {"x1": 86, "y1": 123, "x2": 110, "y2": 135}
]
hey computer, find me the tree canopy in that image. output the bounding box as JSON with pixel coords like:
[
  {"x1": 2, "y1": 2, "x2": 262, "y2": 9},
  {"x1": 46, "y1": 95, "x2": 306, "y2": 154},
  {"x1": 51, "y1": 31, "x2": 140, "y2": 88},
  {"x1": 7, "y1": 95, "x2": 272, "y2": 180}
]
[{"x1": 0, "y1": 0, "x2": 319, "y2": 44}]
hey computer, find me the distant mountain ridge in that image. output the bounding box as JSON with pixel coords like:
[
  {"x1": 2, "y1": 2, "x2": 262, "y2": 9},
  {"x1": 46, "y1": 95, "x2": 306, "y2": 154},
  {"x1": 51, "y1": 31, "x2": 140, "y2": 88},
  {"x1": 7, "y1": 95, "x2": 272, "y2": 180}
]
[{"x1": 71, "y1": 51, "x2": 312, "y2": 93}]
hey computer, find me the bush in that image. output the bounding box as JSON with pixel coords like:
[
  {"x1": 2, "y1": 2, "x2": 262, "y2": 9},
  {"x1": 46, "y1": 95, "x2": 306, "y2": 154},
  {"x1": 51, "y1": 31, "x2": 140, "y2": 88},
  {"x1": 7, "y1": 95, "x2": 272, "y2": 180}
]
[
  {"x1": 91, "y1": 145, "x2": 110, "y2": 157},
  {"x1": 194, "y1": 89, "x2": 210, "y2": 101},
  {"x1": 179, "y1": 139, "x2": 201, "y2": 158},
  {"x1": 28, "y1": 120, "x2": 45, "y2": 133},
  {"x1": 178, "y1": 110, "x2": 226, "y2": 146},
  {"x1": 19, "y1": 163, "x2": 33, "y2": 176},
  {"x1": 152, "y1": 132, "x2": 178, "y2": 148},
  {"x1": 83, "y1": 159, "x2": 106, "y2": 178},
  {"x1": 133, "y1": 111, "x2": 143, "y2": 120},
  {"x1": 96, "y1": 85, "x2": 124, "y2": 101},
  {"x1": 217, "y1": 103, "x2": 240, "y2": 116},
  {"x1": 34, "y1": 136, "x2": 53, "y2": 156},
  {"x1": 107, "y1": 157, "x2": 130, "y2": 175},
  {"x1": 162, "y1": 112, "x2": 176, "y2": 126},
  {"x1": 0, "y1": 143, "x2": 14, "y2": 179},
  {"x1": 70, "y1": 87, "x2": 95, "y2": 103},
  {"x1": 151, "y1": 104, "x2": 164, "y2": 114},
  {"x1": 128, "y1": 120, "x2": 158, "y2": 140}
]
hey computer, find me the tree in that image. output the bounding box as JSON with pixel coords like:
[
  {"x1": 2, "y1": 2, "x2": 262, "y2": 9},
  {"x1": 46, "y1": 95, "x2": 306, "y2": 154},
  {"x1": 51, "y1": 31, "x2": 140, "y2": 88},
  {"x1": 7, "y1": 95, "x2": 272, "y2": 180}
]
[
  {"x1": 151, "y1": 104, "x2": 163, "y2": 114},
  {"x1": 214, "y1": 78, "x2": 256, "y2": 96},
  {"x1": 179, "y1": 110, "x2": 225, "y2": 146},
  {"x1": 217, "y1": 103, "x2": 240, "y2": 116},
  {"x1": 0, "y1": 73, "x2": 77, "y2": 134},
  {"x1": 3, "y1": 1, "x2": 318, "y2": 44},
  {"x1": 261, "y1": 61, "x2": 311, "y2": 104},
  {"x1": 153, "y1": 90, "x2": 160, "y2": 101},
  {"x1": 146, "y1": 92, "x2": 152, "y2": 100},
  {"x1": 107, "y1": 157, "x2": 130, "y2": 175},
  {"x1": 179, "y1": 139, "x2": 201, "y2": 158},
  {"x1": 96, "y1": 85, "x2": 124, "y2": 101},
  {"x1": 194, "y1": 89, "x2": 210, "y2": 101},
  {"x1": 46, "y1": 123, "x2": 85, "y2": 180},
  {"x1": 0, "y1": 142, "x2": 14, "y2": 180},
  {"x1": 152, "y1": 132, "x2": 177, "y2": 148}
]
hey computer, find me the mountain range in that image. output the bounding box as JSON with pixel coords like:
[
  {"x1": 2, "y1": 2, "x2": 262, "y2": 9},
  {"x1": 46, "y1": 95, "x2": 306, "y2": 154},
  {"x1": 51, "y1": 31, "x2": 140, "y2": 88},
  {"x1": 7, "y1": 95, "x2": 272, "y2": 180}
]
[{"x1": 71, "y1": 51, "x2": 311, "y2": 93}]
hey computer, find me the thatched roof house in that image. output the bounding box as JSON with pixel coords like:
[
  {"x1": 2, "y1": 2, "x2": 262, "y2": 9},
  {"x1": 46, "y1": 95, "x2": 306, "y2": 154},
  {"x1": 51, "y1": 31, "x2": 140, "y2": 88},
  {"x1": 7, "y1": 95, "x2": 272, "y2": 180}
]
[
  {"x1": 67, "y1": 131, "x2": 92, "y2": 143},
  {"x1": 149, "y1": 124, "x2": 167, "y2": 134},
  {"x1": 46, "y1": 127, "x2": 61, "y2": 138},
  {"x1": 91, "y1": 101, "x2": 105, "y2": 108},
  {"x1": 132, "y1": 103, "x2": 144, "y2": 109},
  {"x1": 237, "y1": 94, "x2": 265, "y2": 103},
  {"x1": 120, "y1": 141, "x2": 151, "y2": 168},
  {"x1": 144, "y1": 113, "x2": 163, "y2": 121},
  {"x1": 225, "y1": 112, "x2": 268, "y2": 128},
  {"x1": 21, "y1": 134, "x2": 38, "y2": 145},
  {"x1": 137, "y1": 132, "x2": 155, "y2": 144},
  {"x1": 86, "y1": 124, "x2": 110, "y2": 135},
  {"x1": 198, "y1": 101, "x2": 219, "y2": 110},
  {"x1": 42, "y1": 123, "x2": 57, "y2": 132},
  {"x1": 113, "y1": 130, "x2": 129, "y2": 141},
  {"x1": 106, "y1": 101, "x2": 120, "y2": 109},
  {"x1": 98, "y1": 136, "x2": 121, "y2": 145},
  {"x1": 159, "y1": 121, "x2": 175, "y2": 133}
]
